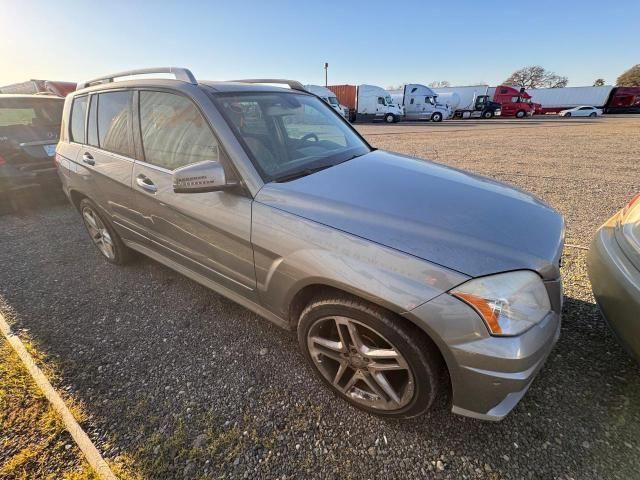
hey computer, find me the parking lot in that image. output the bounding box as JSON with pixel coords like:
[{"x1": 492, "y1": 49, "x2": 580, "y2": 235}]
[{"x1": 1, "y1": 116, "x2": 639, "y2": 479}]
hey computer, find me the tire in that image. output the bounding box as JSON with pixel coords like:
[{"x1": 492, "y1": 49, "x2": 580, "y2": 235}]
[
  {"x1": 79, "y1": 198, "x2": 134, "y2": 265},
  {"x1": 482, "y1": 110, "x2": 493, "y2": 119},
  {"x1": 589, "y1": 112, "x2": 597, "y2": 117},
  {"x1": 515, "y1": 110, "x2": 526, "y2": 119},
  {"x1": 297, "y1": 293, "x2": 441, "y2": 419},
  {"x1": 384, "y1": 113, "x2": 395, "y2": 123},
  {"x1": 565, "y1": 112, "x2": 571, "y2": 117},
  {"x1": 431, "y1": 112, "x2": 443, "y2": 122}
]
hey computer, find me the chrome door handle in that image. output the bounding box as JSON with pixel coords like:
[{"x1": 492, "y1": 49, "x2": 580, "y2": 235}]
[
  {"x1": 82, "y1": 152, "x2": 95, "y2": 166},
  {"x1": 136, "y1": 175, "x2": 157, "y2": 193}
]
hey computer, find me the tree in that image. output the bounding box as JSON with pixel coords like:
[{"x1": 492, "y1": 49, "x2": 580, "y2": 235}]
[
  {"x1": 503, "y1": 65, "x2": 568, "y2": 89},
  {"x1": 616, "y1": 64, "x2": 640, "y2": 86},
  {"x1": 429, "y1": 80, "x2": 451, "y2": 88},
  {"x1": 593, "y1": 78, "x2": 605, "y2": 86}
]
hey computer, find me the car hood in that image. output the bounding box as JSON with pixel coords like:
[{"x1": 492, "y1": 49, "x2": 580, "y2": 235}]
[{"x1": 256, "y1": 150, "x2": 565, "y2": 279}]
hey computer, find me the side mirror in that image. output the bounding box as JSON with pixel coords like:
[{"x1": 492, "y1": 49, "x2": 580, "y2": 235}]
[{"x1": 172, "y1": 160, "x2": 236, "y2": 194}]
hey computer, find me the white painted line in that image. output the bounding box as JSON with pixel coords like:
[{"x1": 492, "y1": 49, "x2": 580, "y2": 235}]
[{"x1": 0, "y1": 312, "x2": 117, "y2": 480}]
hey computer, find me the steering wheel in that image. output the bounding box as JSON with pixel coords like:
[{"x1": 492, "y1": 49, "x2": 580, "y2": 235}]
[{"x1": 300, "y1": 133, "x2": 319, "y2": 143}]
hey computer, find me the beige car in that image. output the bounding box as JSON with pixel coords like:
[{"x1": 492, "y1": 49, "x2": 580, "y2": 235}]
[{"x1": 588, "y1": 193, "x2": 640, "y2": 361}]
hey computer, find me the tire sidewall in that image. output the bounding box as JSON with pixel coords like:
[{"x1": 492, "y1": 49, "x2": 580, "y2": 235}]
[
  {"x1": 79, "y1": 198, "x2": 127, "y2": 265},
  {"x1": 385, "y1": 114, "x2": 395, "y2": 123},
  {"x1": 516, "y1": 110, "x2": 525, "y2": 118},
  {"x1": 297, "y1": 299, "x2": 438, "y2": 418},
  {"x1": 483, "y1": 110, "x2": 493, "y2": 119},
  {"x1": 431, "y1": 112, "x2": 443, "y2": 122}
]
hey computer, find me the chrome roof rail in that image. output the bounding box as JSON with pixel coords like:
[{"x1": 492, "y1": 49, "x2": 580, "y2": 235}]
[
  {"x1": 228, "y1": 78, "x2": 306, "y2": 92},
  {"x1": 78, "y1": 67, "x2": 197, "y2": 89}
]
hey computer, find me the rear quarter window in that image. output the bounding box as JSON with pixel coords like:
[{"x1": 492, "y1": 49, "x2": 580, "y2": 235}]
[{"x1": 70, "y1": 96, "x2": 88, "y2": 143}]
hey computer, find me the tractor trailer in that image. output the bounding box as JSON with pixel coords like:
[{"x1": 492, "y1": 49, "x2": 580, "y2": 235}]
[
  {"x1": 526, "y1": 86, "x2": 640, "y2": 114},
  {"x1": 387, "y1": 84, "x2": 450, "y2": 122},
  {"x1": 327, "y1": 84, "x2": 404, "y2": 123}
]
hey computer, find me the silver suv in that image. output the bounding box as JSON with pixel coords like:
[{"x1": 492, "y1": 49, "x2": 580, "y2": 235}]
[{"x1": 57, "y1": 68, "x2": 564, "y2": 420}]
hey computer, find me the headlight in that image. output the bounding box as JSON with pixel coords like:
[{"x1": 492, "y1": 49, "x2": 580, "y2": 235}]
[{"x1": 450, "y1": 271, "x2": 550, "y2": 336}]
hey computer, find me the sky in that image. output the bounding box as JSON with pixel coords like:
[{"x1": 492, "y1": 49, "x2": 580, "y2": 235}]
[{"x1": 1, "y1": 0, "x2": 638, "y2": 88}]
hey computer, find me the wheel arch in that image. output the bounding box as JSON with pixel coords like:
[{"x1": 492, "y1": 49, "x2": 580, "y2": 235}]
[{"x1": 69, "y1": 189, "x2": 89, "y2": 212}]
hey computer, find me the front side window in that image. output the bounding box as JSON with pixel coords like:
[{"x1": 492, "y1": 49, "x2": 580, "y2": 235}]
[
  {"x1": 97, "y1": 91, "x2": 133, "y2": 157},
  {"x1": 139, "y1": 91, "x2": 220, "y2": 170},
  {"x1": 214, "y1": 92, "x2": 369, "y2": 181},
  {"x1": 377, "y1": 97, "x2": 385, "y2": 105},
  {"x1": 70, "y1": 96, "x2": 88, "y2": 143}
]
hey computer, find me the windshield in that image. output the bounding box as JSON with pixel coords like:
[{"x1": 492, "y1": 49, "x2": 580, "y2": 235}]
[
  {"x1": 0, "y1": 98, "x2": 64, "y2": 129},
  {"x1": 214, "y1": 92, "x2": 370, "y2": 181},
  {"x1": 385, "y1": 95, "x2": 394, "y2": 105},
  {"x1": 327, "y1": 96, "x2": 339, "y2": 106}
]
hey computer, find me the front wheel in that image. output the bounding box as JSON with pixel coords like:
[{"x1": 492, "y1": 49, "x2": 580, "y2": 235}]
[
  {"x1": 589, "y1": 112, "x2": 597, "y2": 117},
  {"x1": 431, "y1": 112, "x2": 443, "y2": 122},
  {"x1": 483, "y1": 110, "x2": 493, "y2": 119},
  {"x1": 515, "y1": 110, "x2": 526, "y2": 119},
  {"x1": 384, "y1": 113, "x2": 395, "y2": 123},
  {"x1": 564, "y1": 112, "x2": 571, "y2": 117},
  {"x1": 298, "y1": 294, "x2": 441, "y2": 418}
]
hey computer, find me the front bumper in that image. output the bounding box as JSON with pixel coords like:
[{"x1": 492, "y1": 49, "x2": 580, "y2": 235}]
[
  {"x1": 587, "y1": 212, "x2": 640, "y2": 361},
  {"x1": 404, "y1": 286, "x2": 561, "y2": 421}
]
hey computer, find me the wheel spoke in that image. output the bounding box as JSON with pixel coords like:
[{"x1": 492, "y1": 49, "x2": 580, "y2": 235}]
[
  {"x1": 362, "y1": 346, "x2": 399, "y2": 360},
  {"x1": 82, "y1": 210, "x2": 98, "y2": 229},
  {"x1": 345, "y1": 321, "x2": 365, "y2": 351},
  {"x1": 361, "y1": 371, "x2": 395, "y2": 404},
  {"x1": 333, "y1": 361, "x2": 350, "y2": 386},
  {"x1": 310, "y1": 335, "x2": 342, "y2": 353},
  {"x1": 369, "y1": 371, "x2": 401, "y2": 405}
]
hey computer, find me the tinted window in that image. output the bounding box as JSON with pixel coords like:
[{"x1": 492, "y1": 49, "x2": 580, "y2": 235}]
[
  {"x1": 70, "y1": 96, "x2": 88, "y2": 143},
  {"x1": 97, "y1": 91, "x2": 132, "y2": 157},
  {"x1": 216, "y1": 93, "x2": 369, "y2": 181},
  {"x1": 377, "y1": 97, "x2": 385, "y2": 105},
  {"x1": 139, "y1": 91, "x2": 220, "y2": 170},
  {"x1": 87, "y1": 95, "x2": 98, "y2": 147},
  {"x1": 579, "y1": 107, "x2": 592, "y2": 110}
]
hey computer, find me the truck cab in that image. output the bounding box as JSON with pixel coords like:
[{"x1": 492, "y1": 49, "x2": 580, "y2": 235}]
[
  {"x1": 395, "y1": 84, "x2": 451, "y2": 122},
  {"x1": 357, "y1": 85, "x2": 404, "y2": 123},
  {"x1": 303, "y1": 84, "x2": 349, "y2": 119},
  {"x1": 492, "y1": 85, "x2": 535, "y2": 118}
]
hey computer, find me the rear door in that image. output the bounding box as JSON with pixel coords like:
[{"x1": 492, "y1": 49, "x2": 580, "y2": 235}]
[
  {"x1": 79, "y1": 90, "x2": 137, "y2": 231},
  {"x1": 128, "y1": 89, "x2": 256, "y2": 297}
]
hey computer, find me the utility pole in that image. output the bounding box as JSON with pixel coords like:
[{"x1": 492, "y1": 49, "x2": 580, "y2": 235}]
[{"x1": 324, "y1": 62, "x2": 328, "y2": 87}]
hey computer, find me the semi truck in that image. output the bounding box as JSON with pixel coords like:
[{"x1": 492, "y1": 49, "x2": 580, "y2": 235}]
[
  {"x1": 0, "y1": 79, "x2": 76, "y2": 97},
  {"x1": 327, "y1": 84, "x2": 404, "y2": 123},
  {"x1": 387, "y1": 84, "x2": 450, "y2": 122},
  {"x1": 488, "y1": 85, "x2": 536, "y2": 118},
  {"x1": 432, "y1": 85, "x2": 501, "y2": 119},
  {"x1": 303, "y1": 84, "x2": 349, "y2": 118},
  {"x1": 525, "y1": 86, "x2": 640, "y2": 114}
]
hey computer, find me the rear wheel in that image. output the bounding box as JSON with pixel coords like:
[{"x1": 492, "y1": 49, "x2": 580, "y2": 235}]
[
  {"x1": 431, "y1": 112, "x2": 443, "y2": 122},
  {"x1": 298, "y1": 294, "x2": 441, "y2": 418},
  {"x1": 79, "y1": 198, "x2": 133, "y2": 265},
  {"x1": 515, "y1": 110, "x2": 526, "y2": 119},
  {"x1": 384, "y1": 113, "x2": 395, "y2": 123}
]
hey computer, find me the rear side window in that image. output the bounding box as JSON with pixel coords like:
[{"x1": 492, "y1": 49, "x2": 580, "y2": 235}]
[
  {"x1": 70, "y1": 96, "x2": 88, "y2": 143},
  {"x1": 97, "y1": 91, "x2": 133, "y2": 157},
  {"x1": 139, "y1": 91, "x2": 220, "y2": 170}
]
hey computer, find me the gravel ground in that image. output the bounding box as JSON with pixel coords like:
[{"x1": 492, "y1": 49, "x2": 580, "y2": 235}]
[{"x1": 0, "y1": 116, "x2": 639, "y2": 479}]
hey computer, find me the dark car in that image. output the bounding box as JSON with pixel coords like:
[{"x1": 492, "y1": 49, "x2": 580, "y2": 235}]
[{"x1": 0, "y1": 94, "x2": 64, "y2": 204}]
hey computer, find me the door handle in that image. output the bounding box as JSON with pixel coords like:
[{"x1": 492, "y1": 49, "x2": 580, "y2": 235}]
[
  {"x1": 82, "y1": 152, "x2": 95, "y2": 166},
  {"x1": 136, "y1": 174, "x2": 158, "y2": 193}
]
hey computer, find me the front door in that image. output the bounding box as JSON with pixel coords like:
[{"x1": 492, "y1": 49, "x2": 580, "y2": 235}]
[{"x1": 128, "y1": 90, "x2": 256, "y2": 298}]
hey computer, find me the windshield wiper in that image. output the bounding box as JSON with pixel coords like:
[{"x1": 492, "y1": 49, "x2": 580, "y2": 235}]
[{"x1": 274, "y1": 164, "x2": 334, "y2": 183}]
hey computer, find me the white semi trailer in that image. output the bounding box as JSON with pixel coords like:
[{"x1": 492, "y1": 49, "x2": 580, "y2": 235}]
[
  {"x1": 525, "y1": 86, "x2": 615, "y2": 113},
  {"x1": 387, "y1": 84, "x2": 451, "y2": 122},
  {"x1": 303, "y1": 84, "x2": 349, "y2": 118}
]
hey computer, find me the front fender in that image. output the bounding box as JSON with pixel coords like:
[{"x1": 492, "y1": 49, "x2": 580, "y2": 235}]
[{"x1": 251, "y1": 202, "x2": 468, "y2": 319}]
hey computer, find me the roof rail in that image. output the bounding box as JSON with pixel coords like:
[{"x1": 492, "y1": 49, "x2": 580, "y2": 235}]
[
  {"x1": 78, "y1": 67, "x2": 196, "y2": 90},
  {"x1": 228, "y1": 78, "x2": 306, "y2": 92}
]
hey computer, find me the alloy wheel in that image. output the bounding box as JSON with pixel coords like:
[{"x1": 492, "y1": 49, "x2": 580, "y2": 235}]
[
  {"x1": 82, "y1": 206, "x2": 115, "y2": 260},
  {"x1": 306, "y1": 316, "x2": 415, "y2": 411}
]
